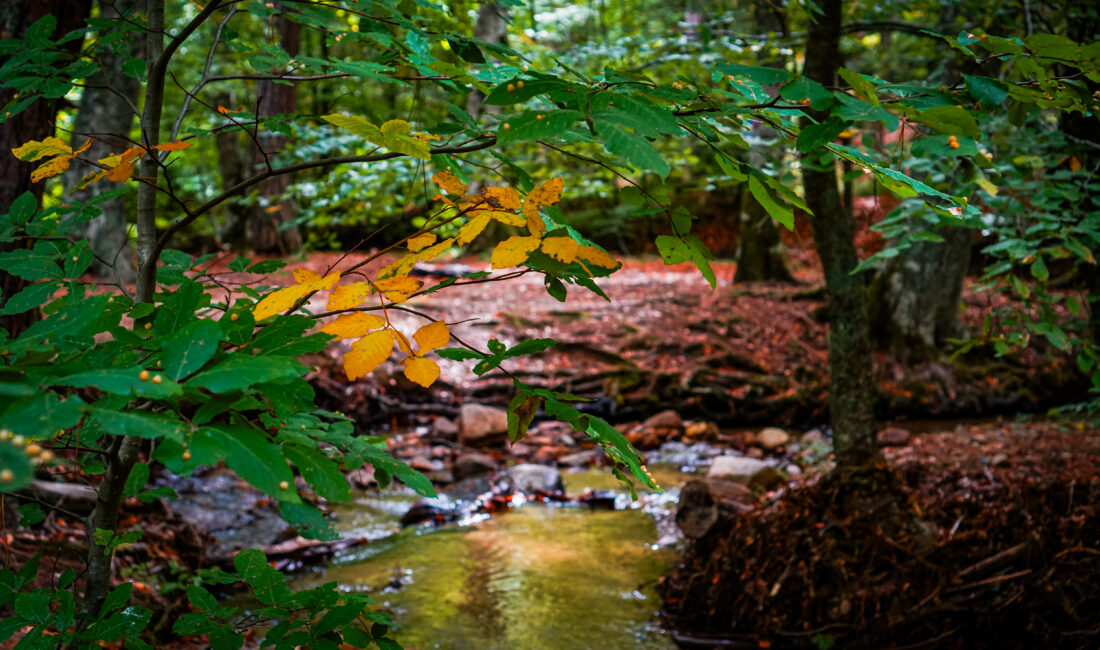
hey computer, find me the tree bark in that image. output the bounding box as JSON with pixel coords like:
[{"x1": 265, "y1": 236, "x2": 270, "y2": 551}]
[
  {"x1": 0, "y1": 0, "x2": 93, "y2": 333},
  {"x1": 223, "y1": 4, "x2": 302, "y2": 253},
  {"x1": 734, "y1": 0, "x2": 794, "y2": 284},
  {"x1": 466, "y1": 2, "x2": 508, "y2": 120},
  {"x1": 62, "y1": 0, "x2": 142, "y2": 286},
  {"x1": 801, "y1": 0, "x2": 881, "y2": 469}
]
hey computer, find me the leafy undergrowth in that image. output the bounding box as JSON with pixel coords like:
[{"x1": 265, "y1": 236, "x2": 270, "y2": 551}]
[{"x1": 659, "y1": 420, "x2": 1100, "y2": 649}]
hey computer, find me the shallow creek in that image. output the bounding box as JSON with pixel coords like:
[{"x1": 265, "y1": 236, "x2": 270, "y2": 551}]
[{"x1": 291, "y1": 464, "x2": 693, "y2": 649}]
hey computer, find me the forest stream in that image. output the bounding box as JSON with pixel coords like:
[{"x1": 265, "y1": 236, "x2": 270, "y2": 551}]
[{"x1": 289, "y1": 465, "x2": 693, "y2": 649}]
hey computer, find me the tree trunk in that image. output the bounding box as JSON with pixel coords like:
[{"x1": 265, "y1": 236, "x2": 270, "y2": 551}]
[
  {"x1": 0, "y1": 0, "x2": 92, "y2": 333},
  {"x1": 801, "y1": 0, "x2": 880, "y2": 470},
  {"x1": 877, "y1": 223, "x2": 970, "y2": 351},
  {"x1": 223, "y1": 4, "x2": 302, "y2": 253},
  {"x1": 62, "y1": 0, "x2": 142, "y2": 286},
  {"x1": 734, "y1": 0, "x2": 794, "y2": 283},
  {"x1": 873, "y1": 3, "x2": 973, "y2": 350},
  {"x1": 466, "y1": 2, "x2": 508, "y2": 120}
]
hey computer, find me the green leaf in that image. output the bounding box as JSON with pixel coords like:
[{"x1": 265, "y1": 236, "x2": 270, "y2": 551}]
[
  {"x1": 54, "y1": 369, "x2": 182, "y2": 398},
  {"x1": 796, "y1": 116, "x2": 850, "y2": 153},
  {"x1": 122, "y1": 462, "x2": 150, "y2": 498},
  {"x1": 359, "y1": 447, "x2": 436, "y2": 497},
  {"x1": 484, "y1": 77, "x2": 572, "y2": 106},
  {"x1": 0, "y1": 281, "x2": 60, "y2": 315},
  {"x1": 779, "y1": 77, "x2": 834, "y2": 110},
  {"x1": 1030, "y1": 255, "x2": 1049, "y2": 281},
  {"x1": 186, "y1": 585, "x2": 217, "y2": 613},
  {"x1": 14, "y1": 592, "x2": 51, "y2": 623},
  {"x1": 161, "y1": 319, "x2": 223, "y2": 380},
  {"x1": 497, "y1": 110, "x2": 582, "y2": 144},
  {"x1": 17, "y1": 503, "x2": 44, "y2": 526},
  {"x1": 436, "y1": 347, "x2": 485, "y2": 361},
  {"x1": 278, "y1": 501, "x2": 339, "y2": 541},
  {"x1": 611, "y1": 94, "x2": 681, "y2": 135},
  {"x1": 187, "y1": 355, "x2": 305, "y2": 393},
  {"x1": 0, "y1": 443, "x2": 33, "y2": 493},
  {"x1": 1, "y1": 394, "x2": 84, "y2": 439},
  {"x1": 655, "y1": 235, "x2": 691, "y2": 264},
  {"x1": 594, "y1": 118, "x2": 670, "y2": 177},
  {"x1": 686, "y1": 236, "x2": 716, "y2": 289},
  {"x1": 0, "y1": 243, "x2": 63, "y2": 281},
  {"x1": 505, "y1": 338, "x2": 558, "y2": 357},
  {"x1": 915, "y1": 105, "x2": 980, "y2": 138},
  {"x1": 838, "y1": 67, "x2": 879, "y2": 104},
  {"x1": 233, "y1": 549, "x2": 292, "y2": 606},
  {"x1": 100, "y1": 583, "x2": 133, "y2": 617},
  {"x1": 81, "y1": 606, "x2": 151, "y2": 642},
  {"x1": 283, "y1": 444, "x2": 351, "y2": 502},
  {"x1": 747, "y1": 176, "x2": 794, "y2": 230},
  {"x1": 718, "y1": 63, "x2": 793, "y2": 85},
  {"x1": 544, "y1": 275, "x2": 567, "y2": 302},
  {"x1": 207, "y1": 425, "x2": 298, "y2": 501},
  {"x1": 88, "y1": 408, "x2": 185, "y2": 442},
  {"x1": 962, "y1": 74, "x2": 1009, "y2": 106}
]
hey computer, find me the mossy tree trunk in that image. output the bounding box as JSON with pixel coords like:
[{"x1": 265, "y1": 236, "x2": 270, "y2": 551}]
[{"x1": 801, "y1": 0, "x2": 881, "y2": 470}]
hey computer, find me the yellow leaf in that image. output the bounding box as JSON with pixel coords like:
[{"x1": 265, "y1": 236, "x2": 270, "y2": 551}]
[
  {"x1": 345, "y1": 330, "x2": 394, "y2": 381},
  {"x1": 294, "y1": 268, "x2": 322, "y2": 284},
  {"x1": 484, "y1": 186, "x2": 522, "y2": 210},
  {"x1": 153, "y1": 141, "x2": 192, "y2": 151},
  {"x1": 106, "y1": 146, "x2": 146, "y2": 183},
  {"x1": 253, "y1": 284, "x2": 312, "y2": 321},
  {"x1": 491, "y1": 236, "x2": 541, "y2": 269},
  {"x1": 30, "y1": 155, "x2": 74, "y2": 182},
  {"x1": 416, "y1": 237, "x2": 455, "y2": 261},
  {"x1": 476, "y1": 209, "x2": 525, "y2": 227},
  {"x1": 577, "y1": 245, "x2": 619, "y2": 270},
  {"x1": 379, "y1": 254, "x2": 418, "y2": 279},
  {"x1": 403, "y1": 356, "x2": 440, "y2": 388},
  {"x1": 374, "y1": 276, "x2": 422, "y2": 293},
  {"x1": 432, "y1": 192, "x2": 457, "y2": 207},
  {"x1": 326, "y1": 282, "x2": 370, "y2": 310},
  {"x1": 12, "y1": 136, "x2": 71, "y2": 162},
  {"x1": 413, "y1": 320, "x2": 450, "y2": 353},
  {"x1": 381, "y1": 119, "x2": 411, "y2": 136},
  {"x1": 407, "y1": 232, "x2": 437, "y2": 252},
  {"x1": 76, "y1": 169, "x2": 109, "y2": 190},
  {"x1": 392, "y1": 328, "x2": 414, "y2": 356},
  {"x1": 321, "y1": 312, "x2": 385, "y2": 339},
  {"x1": 541, "y1": 236, "x2": 579, "y2": 264},
  {"x1": 321, "y1": 114, "x2": 383, "y2": 144},
  {"x1": 526, "y1": 213, "x2": 546, "y2": 238},
  {"x1": 72, "y1": 139, "x2": 93, "y2": 155},
  {"x1": 529, "y1": 177, "x2": 563, "y2": 207},
  {"x1": 383, "y1": 292, "x2": 411, "y2": 304},
  {"x1": 310, "y1": 272, "x2": 341, "y2": 292},
  {"x1": 456, "y1": 212, "x2": 491, "y2": 245},
  {"x1": 432, "y1": 170, "x2": 467, "y2": 195}
]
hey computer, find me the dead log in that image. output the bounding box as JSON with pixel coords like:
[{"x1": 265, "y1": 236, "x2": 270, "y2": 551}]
[
  {"x1": 16, "y1": 480, "x2": 98, "y2": 517},
  {"x1": 676, "y1": 479, "x2": 754, "y2": 539}
]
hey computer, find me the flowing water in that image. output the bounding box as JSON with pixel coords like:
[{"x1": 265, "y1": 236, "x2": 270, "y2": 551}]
[{"x1": 292, "y1": 465, "x2": 693, "y2": 649}]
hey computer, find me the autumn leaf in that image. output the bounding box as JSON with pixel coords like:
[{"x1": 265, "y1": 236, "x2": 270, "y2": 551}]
[
  {"x1": 392, "y1": 328, "x2": 414, "y2": 356},
  {"x1": 456, "y1": 212, "x2": 491, "y2": 245},
  {"x1": 105, "y1": 147, "x2": 147, "y2": 183},
  {"x1": 432, "y1": 170, "x2": 467, "y2": 195},
  {"x1": 491, "y1": 236, "x2": 541, "y2": 269},
  {"x1": 12, "y1": 136, "x2": 72, "y2": 162},
  {"x1": 541, "y1": 236, "x2": 580, "y2": 264},
  {"x1": 30, "y1": 155, "x2": 75, "y2": 182},
  {"x1": 526, "y1": 213, "x2": 546, "y2": 238},
  {"x1": 320, "y1": 312, "x2": 385, "y2": 339},
  {"x1": 326, "y1": 282, "x2": 370, "y2": 310},
  {"x1": 403, "y1": 356, "x2": 440, "y2": 388},
  {"x1": 344, "y1": 330, "x2": 394, "y2": 380},
  {"x1": 294, "y1": 268, "x2": 322, "y2": 284},
  {"x1": 521, "y1": 177, "x2": 563, "y2": 236},
  {"x1": 413, "y1": 320, "x2": 450, "y2": 353},
  {"x1": 484, "y1": 186, "x2": 522, "y2": 210},
  {"x1": 374, "y1": 276, "x2": 422, "y2": 294},
  {"x1": 577, "y1": 245, "x2": 620, "y2": 270},
  {"x1": 416, "y1": 237, "x2": 455, "y2": 262},
  {"x1": 321, "y1": 113, "x2": 384, "y2": 145},
  {"x1": 379, "y1": 254, "x2": 418, "y2": 279},
  {"x1": 253, "y1": 284, "x2": 313, "y2": 321},
  {"x1": 407, "y1": 233, "x2": 437, "y2": 252},
  {"x1": 152, "y1": 141, "x2": 192, "y2": 151},
  {"x1": 476, "y1": 209, "x2": 526, "y2": 227}
]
